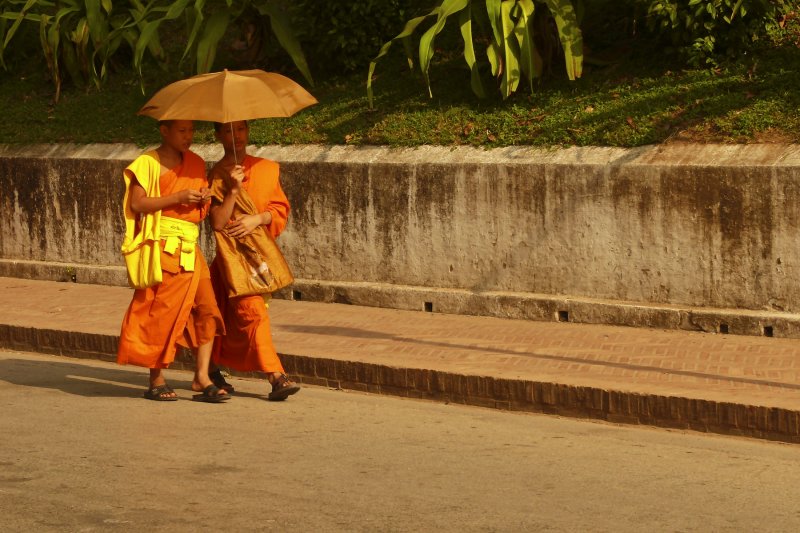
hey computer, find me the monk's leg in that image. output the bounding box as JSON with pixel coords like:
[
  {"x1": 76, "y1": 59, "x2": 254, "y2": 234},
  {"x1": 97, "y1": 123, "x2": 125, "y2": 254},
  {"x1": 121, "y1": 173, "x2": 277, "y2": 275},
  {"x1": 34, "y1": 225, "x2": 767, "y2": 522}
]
[
  {"x1": 192, "y1": 340, "x2": 214, "y2": 388},
  {"x1": 191, "y1": 339, "x2": 229, "y2": 400},
  {"x1": 187, "y1": 275, "x2": 228, "y2": 400}
]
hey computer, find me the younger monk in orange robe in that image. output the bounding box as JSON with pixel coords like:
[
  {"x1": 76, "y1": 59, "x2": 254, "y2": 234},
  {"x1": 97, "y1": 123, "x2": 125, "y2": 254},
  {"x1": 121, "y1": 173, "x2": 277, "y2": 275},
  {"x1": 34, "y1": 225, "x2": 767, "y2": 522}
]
[
  {"x1": 208, "y1": 120, "x2": 300, "y2": 401},
  {"x1": 117, "y1": 119, "x2": 229, "y2": 402}
]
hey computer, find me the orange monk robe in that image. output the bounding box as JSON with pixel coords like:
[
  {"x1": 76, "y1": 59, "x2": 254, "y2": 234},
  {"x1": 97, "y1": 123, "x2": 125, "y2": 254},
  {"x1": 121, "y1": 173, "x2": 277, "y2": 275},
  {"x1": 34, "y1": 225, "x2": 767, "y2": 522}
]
[
  {"x1": 210, "y1": 155, "x2": 290, "y2": 373},
  {"x1": 117, "y1": 150, "x2": 224, "y2": 369}
]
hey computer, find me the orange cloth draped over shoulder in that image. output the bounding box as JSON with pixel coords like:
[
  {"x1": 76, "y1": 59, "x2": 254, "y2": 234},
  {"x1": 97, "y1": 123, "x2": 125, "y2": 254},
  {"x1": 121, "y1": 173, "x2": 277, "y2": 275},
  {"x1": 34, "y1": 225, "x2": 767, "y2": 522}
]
[
  {"x1": 210, "y1": 155, "x2": 290, "y2": 373},
  {"x1": 117, "y1": 150, "x2": 224, "y2": 369}
]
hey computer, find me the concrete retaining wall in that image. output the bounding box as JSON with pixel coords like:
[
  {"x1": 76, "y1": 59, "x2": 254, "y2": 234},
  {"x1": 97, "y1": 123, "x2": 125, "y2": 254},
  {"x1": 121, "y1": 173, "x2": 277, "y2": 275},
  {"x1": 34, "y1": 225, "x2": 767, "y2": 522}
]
[{"x1": 2, "y1": 143, "x2": 800, "y2": 336}]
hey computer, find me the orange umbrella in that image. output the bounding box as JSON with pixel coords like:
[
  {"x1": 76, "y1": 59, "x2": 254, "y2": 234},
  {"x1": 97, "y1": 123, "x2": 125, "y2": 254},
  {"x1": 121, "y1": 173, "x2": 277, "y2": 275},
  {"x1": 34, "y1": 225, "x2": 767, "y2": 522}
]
[{"x1": 138, "y1": 69, "x2": 317, "y2": 123}]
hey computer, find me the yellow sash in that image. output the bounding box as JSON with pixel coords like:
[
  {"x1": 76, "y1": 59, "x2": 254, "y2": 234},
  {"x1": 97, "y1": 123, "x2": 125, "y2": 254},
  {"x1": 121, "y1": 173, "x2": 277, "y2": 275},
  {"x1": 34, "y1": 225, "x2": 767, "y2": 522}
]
[{"x1": 159, "y1": 216, "x2": 199, "y2": 272}]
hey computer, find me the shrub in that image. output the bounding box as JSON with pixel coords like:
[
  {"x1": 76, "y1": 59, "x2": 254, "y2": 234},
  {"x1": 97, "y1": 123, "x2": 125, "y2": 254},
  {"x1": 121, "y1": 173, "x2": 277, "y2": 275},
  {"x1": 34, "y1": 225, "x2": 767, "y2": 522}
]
[
  {"x1": 290, "y1": 0, "x2": 409, "y2": 75},
  {"x1": 644, "y1": 0, "x2": 789, "y2": 66}
]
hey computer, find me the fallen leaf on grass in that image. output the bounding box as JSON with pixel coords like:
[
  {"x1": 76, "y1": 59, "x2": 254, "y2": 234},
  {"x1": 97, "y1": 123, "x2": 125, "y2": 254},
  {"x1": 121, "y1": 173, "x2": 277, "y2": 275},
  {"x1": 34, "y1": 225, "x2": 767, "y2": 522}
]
[{"x1": 626, "y1": 116, "x2": 637, "y2": 129}]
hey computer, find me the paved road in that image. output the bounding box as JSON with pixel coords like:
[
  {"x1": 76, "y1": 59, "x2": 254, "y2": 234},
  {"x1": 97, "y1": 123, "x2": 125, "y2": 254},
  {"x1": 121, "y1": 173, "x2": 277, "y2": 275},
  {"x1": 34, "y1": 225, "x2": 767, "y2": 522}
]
[{"x1": 1, "y1": 349, "x2": 798, "y2": 532}]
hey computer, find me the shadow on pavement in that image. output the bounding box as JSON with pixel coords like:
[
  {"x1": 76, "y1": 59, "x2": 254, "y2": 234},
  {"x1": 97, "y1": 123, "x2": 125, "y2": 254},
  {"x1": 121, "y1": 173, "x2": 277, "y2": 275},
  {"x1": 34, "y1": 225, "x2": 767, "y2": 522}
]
[
  {"x1": 0, "y1": 356, "x2": 286, "y2": 402},
  {"x1": 0, "y1": 358, "x2": 195, "y2": 398}
]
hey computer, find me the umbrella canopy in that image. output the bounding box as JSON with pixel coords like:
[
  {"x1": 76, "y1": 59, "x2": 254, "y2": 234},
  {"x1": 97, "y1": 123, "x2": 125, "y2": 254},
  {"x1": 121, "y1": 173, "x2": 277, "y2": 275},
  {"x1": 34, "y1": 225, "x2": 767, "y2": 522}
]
[{"x1": 138, "y1": 69, "x2": 317, "y2": 123}]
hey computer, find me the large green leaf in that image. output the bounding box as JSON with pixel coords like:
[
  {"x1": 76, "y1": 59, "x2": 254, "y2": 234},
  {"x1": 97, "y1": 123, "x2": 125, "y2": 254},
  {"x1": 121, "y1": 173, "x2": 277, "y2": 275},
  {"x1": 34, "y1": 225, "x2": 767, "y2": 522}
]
[
  {"x1": 42, "y1": 3, "x2": 84, "y2": 100},
  {"x1": 499, "y1": 0, "x2": 520, "y2": 98},
  {"x1": 459, "y1": 4, "x2": 486, "y2": 98},
  {"x1": 486, "y1": 40, "x2": 500, "y2": 77},
  {"x1": 38, "y1": 13, "x2": 60, "y2": 97},
  {"x1": 0, "y1": 16, "x2": 9, "y2": 68},
  {"x1": 164, "y1": 0, "x2": 190, "y2": 20},
  {"x1": 514, "y1": 0, "x2": 542, "y2": 92},
  {"x1": 729, "y1": 0, "x2": 744, "y2": 21},
  {"x1": 418, "y1": 0, "x2": 469, "y2": 96},
  {"x1": 195, "y1": 10, "x2": 228, "y2": 73},
  {"x1": 92, "y1": 13, "x2": 136, "y2": 84},
  {"x1": 2, "y1": 0, "x2": 38, "y2": 48},
  {"x1": 120, "y1": 27, "x2": 138, "y2": 50},
  {"x1": 71, "y1": 17, "x2": 91, "y2": 83},
  {"x1": 485, "y1": 0, "x2": 504, "y2": 49},
  {"x1": 128, "y1": 0, "x2": 189, "y2": 78},
  {"x1": 133, "y1": 19, "x2": 160, "y2": 77},
  {"x1": 542, "y1": 0, "x2": 583, "y2": 79},
  {"x1": 62, "y1": 39, "x2": 83, "y2": 87},
  {"x1": 367, "y1": 11, "x2": 438, "y2": 107},
  {"x1": 180, "y1": 0, "x2": 205, "y2": 63},
  {"x1": 485, "y1": 0, "x2": 505, "y2": 79},
  {"x1": 255, "y1": 2, "x2": 313, "y2": 86},
  {"x1": 85, "y1": 0, "x2": 108, "y2": 45}
]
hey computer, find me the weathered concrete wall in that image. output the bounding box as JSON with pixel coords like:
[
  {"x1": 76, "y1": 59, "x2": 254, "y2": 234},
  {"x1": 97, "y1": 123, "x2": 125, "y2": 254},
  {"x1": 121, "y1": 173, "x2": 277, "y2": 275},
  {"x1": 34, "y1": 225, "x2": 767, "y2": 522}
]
[
  {"x1": 2, "y1": 143, "x2": 800, "y2": 335},
  {"x1": 0, "y1": 144, "x2": 216, "y2": 285}
]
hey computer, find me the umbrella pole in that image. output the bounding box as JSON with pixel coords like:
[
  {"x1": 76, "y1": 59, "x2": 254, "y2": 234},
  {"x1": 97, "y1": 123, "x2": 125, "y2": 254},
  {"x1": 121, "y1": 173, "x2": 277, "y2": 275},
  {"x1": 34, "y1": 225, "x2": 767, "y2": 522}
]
[{"x1": 230, "y1": 123, "x2": 238, "y2": 166}]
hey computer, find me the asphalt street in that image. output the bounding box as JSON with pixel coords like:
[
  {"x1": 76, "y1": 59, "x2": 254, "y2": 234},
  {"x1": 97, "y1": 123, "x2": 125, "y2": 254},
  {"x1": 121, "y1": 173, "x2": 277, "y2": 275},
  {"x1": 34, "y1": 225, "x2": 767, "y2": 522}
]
[{"x1": 1, "y1": 349, "x2": 799, "y2": 532}]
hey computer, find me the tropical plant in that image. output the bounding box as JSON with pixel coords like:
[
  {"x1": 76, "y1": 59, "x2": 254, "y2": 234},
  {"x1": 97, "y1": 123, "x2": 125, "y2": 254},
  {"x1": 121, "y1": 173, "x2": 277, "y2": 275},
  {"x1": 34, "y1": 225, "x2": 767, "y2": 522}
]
[
  {"x1": 0, "y1": 0, "x2": 311, "y2": 102},
  {"x1": 367, "y1": 0, "x2": 584, "y2": 106},
  {"x1": 644, "y1": 0, "x2": 789, "y2": 67},
  {"x1": 1, "y1": 0, "x2": 141, "y2": 101},
  {"x1": 177, "y1": 0, "x2": 312, "y2": 81}
]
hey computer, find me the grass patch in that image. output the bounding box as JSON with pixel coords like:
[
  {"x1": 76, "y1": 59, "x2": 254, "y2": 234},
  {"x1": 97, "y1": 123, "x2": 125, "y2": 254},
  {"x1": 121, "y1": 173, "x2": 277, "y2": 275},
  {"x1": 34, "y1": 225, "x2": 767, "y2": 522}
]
[{"x1": 0, "y1": 18, "x2": 797, "y2": 148}]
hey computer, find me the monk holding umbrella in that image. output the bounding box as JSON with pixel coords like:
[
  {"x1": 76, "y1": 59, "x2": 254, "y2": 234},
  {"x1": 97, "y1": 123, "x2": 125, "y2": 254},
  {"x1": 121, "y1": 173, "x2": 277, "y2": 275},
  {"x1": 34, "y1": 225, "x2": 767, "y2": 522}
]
[{"x1": 136, "y1": 69, "x2": 317, "y2": 401}]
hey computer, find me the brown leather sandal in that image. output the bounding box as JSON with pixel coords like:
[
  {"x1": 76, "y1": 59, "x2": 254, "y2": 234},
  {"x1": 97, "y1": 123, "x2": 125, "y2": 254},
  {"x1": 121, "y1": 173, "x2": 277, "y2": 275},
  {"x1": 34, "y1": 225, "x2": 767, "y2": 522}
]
[
  {"x1": 143, "y1": 384, "x2": 178, "y2": 401},
  {"x1": 268, "y1": 373, "x2": 301, "y2": 401}
]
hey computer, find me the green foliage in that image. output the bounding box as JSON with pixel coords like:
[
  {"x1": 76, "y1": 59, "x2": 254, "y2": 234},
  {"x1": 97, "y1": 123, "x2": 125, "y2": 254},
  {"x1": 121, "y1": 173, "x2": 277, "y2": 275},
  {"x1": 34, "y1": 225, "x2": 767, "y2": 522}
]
[
  {"x1": 766, "y1": 7, "x2": 800, "y2": 46},
  {"x1": 367, "y1": 0, "x2": 584, "y2": 106},
  {"x1": 291, "y1": 0, "x2": 409, "y2": 74},
  {"x1": 0, "y1": 0, "x2": 797, "y2": 147},
  {"x1": 644, "y1": 0, "x2": 789, "y2": 67},
  {"x1": 0, "y1": 0, "x2": 147, "y2": 102},
  {"x1": 0, "y1": 0, "x2": 312, "y2": 102},
  {"x1": 185, "y1": 1, "x2": 312, "y2": 84}
]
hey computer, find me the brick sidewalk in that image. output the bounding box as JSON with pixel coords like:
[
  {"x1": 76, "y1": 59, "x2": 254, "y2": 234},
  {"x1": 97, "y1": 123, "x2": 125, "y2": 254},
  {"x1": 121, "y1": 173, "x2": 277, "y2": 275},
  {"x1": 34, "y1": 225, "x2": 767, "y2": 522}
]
[{"x1": 0, "y1": 276, "x2": 798, "y2": 442}]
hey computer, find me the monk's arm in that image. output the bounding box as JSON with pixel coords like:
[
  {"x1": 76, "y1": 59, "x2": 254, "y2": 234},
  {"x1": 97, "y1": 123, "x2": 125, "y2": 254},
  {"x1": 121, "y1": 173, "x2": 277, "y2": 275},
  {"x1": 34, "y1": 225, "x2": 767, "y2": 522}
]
[
  {"x1": 128, "y1": 181, "x2": 207, "y2": 214},
  {"x1": 220, "y1": 209, "x2": 272, "y2": 238},
  {"x1": 210, "y1": 165, "x2": 246, "y2": 230},
  {"x1": 255, "y1": 211, "x2": 273, "y2": 226},
  {"x1": 210, "y1": 188, "x2": 239, "y2": 230}
]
